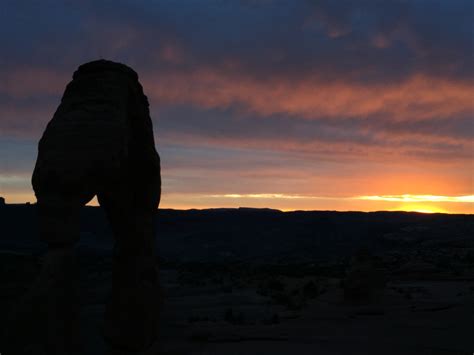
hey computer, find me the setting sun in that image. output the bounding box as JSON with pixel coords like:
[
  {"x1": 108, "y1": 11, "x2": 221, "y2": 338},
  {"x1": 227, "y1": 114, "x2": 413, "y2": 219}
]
[{"x1": 392, "y1": 205, "x2": 447, "y2": 214}]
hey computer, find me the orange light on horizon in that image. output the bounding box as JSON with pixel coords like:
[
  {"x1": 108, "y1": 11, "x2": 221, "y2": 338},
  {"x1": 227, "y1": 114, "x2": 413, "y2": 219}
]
[
  {"x1": 197, "y1": 193, "x2": 473, "y2": 213},
  {"x1": 206, "y1": 193, "x2": 329, "y2": 199},
  {"x1": 390, "y1": 204, "x2": 448, "y2": 214},
  {"x1": 356, "y1": 194, "x2": 474, "y2": 203},
  {"x1": 2, "y1": 192, "x2": 472, "y2": 214},
  {"x1": 207, "y1": 193, "x2": 474, "y2": 203}
]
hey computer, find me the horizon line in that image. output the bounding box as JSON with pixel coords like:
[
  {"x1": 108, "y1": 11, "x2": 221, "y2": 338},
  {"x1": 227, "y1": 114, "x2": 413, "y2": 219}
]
[{"x1": 2, "y1": 201, "x2": 472, "y2": 215}]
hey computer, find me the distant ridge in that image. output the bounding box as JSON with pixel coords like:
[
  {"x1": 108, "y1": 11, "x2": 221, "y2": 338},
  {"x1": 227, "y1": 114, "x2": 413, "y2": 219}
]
[
  {"x1": 0, "y1": 202, "x2": 472, "y2": 215},
  {"x1": 0, "y1": 203, "x2": 472, "y2": 263}
]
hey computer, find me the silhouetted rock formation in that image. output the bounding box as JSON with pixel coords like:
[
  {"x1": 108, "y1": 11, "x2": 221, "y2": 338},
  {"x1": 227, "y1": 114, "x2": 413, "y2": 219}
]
[
  {"x1": 0, "y1": 196, "x2": 5, "y2": 206},
  {"x1": 5, "y1": 60, "x2": 161, "y2": 354}
]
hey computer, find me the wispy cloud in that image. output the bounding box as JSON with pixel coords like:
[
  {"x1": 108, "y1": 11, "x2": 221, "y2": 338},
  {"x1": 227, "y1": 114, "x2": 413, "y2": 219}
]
[
  {"x1": 356, "y1": 194, "x2": 474, "y2": 203},
  {"x1": 207, "y1": 193, "x2": 474, "y2": 203},
  {"x1": 144, "y1": 72, "x2": 474, "y2": 122},
  {"x1": 207, "y1": 193, "x2": 333, "y2": 200}
]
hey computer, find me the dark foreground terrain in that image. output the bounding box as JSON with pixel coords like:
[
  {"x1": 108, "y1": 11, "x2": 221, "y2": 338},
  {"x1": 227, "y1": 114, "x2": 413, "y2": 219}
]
[{"x1": 1, "y1": 204, "x2": 473, "y2": 354}]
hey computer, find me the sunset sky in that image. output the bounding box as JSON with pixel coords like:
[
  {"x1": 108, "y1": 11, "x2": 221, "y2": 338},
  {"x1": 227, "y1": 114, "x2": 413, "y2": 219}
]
[{"x1": 0, "y1": 1, "x2": 473, "y2": 213}]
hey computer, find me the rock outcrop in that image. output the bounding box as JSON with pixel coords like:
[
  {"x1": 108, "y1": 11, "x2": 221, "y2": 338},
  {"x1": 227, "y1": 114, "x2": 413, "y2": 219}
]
[{"x1": 5, "y1": 60, "x2": 161, "y2": 354}]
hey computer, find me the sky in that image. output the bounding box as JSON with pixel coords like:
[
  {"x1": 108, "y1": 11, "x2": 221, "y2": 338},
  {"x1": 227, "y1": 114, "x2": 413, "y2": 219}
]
[{"x1": 0, "y1": 0, "x2": 473, "y2": 213}]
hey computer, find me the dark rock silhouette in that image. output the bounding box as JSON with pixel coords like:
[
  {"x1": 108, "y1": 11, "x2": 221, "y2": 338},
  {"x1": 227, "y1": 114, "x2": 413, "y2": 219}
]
[
  {"x1": 0, "y1": 196, "x2": 5, "y2": 206},
  {"x1": 4, "y1": 60, "x2": 161, "y2": 354}
]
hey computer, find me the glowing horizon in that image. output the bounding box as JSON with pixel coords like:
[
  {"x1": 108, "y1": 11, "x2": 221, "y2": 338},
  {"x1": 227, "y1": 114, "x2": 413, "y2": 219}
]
[
  {"x1": 207, "y1": 193, "x2": 474, "y2": 203},
  {"x1": 2, "y1": 191, "x2": 472, "y2": 214},
  {"x1": 355, "y1": 194, "x2": 474, "y2": 203}
]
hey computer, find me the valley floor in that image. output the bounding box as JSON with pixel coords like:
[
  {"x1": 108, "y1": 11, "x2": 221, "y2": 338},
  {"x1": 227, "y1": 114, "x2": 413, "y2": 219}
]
[{"x1": 2, "y1": 251, "x2": 473, "y2": 355}]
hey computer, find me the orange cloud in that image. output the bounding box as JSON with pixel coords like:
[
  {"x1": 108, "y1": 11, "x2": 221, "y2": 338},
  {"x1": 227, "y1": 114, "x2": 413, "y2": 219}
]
[
  {"x1": 143, "y1": 70, "x2": 474, "y2": 121},
  {"x1": 2, "y1": 65, "x2": 472, "y2": 128},
  {"x1": 158, "y1": 127, "x2": 471, "y2": 166}
]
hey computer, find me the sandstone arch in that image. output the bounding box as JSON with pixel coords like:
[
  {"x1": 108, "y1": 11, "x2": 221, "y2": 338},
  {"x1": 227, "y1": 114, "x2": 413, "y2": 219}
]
[{"x1": 8, "y1": 60, "x2": 161, "y2": 354}]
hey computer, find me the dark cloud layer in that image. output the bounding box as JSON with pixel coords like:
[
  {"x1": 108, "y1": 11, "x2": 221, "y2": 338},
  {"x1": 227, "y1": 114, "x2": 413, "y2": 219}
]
[{"x1": 2, "y1": 0, "x2": 472, "y2": 77}]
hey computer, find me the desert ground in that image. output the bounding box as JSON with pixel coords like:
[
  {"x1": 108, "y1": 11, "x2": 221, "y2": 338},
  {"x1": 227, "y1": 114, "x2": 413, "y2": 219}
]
[{"x1": 1, "y1": 204, "x2": 473, "y2": 354}]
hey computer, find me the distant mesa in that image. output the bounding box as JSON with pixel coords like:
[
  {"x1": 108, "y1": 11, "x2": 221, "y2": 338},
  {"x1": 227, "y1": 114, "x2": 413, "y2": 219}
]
[{"x1": 0, "y1": 196, "x2": 5, "y2": 206}]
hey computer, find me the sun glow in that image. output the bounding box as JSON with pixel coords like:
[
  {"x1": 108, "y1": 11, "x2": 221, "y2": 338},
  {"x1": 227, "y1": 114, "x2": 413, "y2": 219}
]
[
  {"x1": 200, "y1": 193, "x2": 473, "y2": 213},
  {"x1": 356, "y1": 194, "x2": 474, "y2": 203},
  {"x1": 207, "y1": 193, "x2": 327, "y2": 199},
  {"x1": 392, "y1": 204, "x2": 447, "y2": 214},
  {"x1": 208, "y1": 193, "x2": 474, "y2": 204}
]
